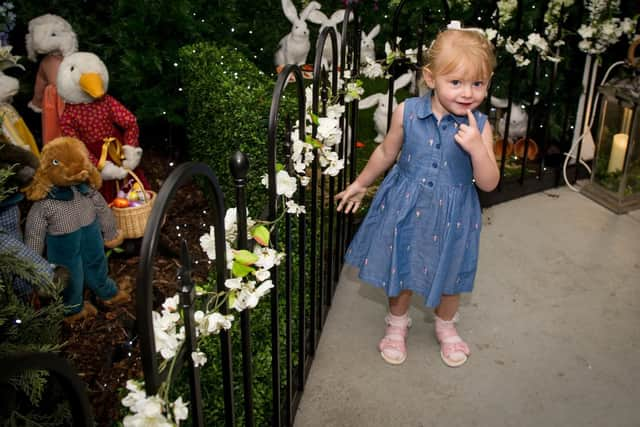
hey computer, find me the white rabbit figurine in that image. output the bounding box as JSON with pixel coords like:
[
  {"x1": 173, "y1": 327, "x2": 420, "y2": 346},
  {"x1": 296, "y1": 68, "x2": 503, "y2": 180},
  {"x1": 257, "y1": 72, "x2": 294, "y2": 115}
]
[
  {"x1": 358, "y1": 72, "x2": 413, "y2": 143},
  {"x1": 308, "y1": 7, "x2": 352, "y2": 69},
  {"x1": 274, "y1": 0, "x2": 322, "y2": 66},
  {"x1": 490, "y1": 96, "x2": 534, "y2": 141},
  {"x1": 360, "y1": 24, "x2": 380, "y2": 64}
]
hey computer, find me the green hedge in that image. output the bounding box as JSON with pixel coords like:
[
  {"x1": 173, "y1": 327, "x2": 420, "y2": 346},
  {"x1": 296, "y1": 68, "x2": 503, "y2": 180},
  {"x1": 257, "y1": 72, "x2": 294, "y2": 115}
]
[{"x1": 179, "y1": 42, "x2": 275, "y2": 213}]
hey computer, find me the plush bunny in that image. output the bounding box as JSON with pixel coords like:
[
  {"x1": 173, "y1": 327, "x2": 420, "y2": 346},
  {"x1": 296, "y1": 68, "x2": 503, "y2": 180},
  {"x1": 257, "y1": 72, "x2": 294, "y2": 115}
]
[
  {"x1": 358, "y1": 71, "x2": 413, "y2": 143},
  {"x1": 308, "y1": 7, "x2": 352, "y2": 68},
  {"x1": 24, "y1": 136, "x2": 129, "y2": 322},
  {"x1": 25, "y1": 14, "x2": 78, "y2": 144},
  {"x1": 491, "y1": 96, "x2": 541, "y2": 160},
  {"x1": 274, "y1": 0, "x2": 322, "y2": 66},
  {"x1": 0, "y1": 71, "x2": 39, "y2": 157},
  {"x1": 490, "y1": 96, "x2": 533, "y2": 141},
  {"x1": 360, "y1": 24, "x2": 380, "y2": 64},
  {"x1": 56, "y1": 52, "x2": 148, "y2": 203}
]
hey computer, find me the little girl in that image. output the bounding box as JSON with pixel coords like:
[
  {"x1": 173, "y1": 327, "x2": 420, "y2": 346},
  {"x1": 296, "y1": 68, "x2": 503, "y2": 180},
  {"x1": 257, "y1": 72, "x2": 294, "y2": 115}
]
[{"x1": 336, "y1": 24, "x2": 499, "y2": 367}]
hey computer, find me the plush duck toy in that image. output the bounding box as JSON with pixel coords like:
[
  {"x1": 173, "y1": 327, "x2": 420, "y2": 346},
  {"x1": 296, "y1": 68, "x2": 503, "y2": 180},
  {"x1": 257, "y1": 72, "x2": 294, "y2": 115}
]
[
  {"x1": 24, "y1": 136, "x2": 130, "y2": 322},
  {"x1": 56, "y1": 51, "x2": 149, "y2": 203},
  {"x1": 26, "y1": 14, "x2": 78, "y2": 144}
]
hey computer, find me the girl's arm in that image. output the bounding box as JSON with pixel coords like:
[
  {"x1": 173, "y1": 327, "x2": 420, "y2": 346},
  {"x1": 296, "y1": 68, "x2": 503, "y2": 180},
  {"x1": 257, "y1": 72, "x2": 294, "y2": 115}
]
[
  {"x1": 336, "y1": 102, "x2": 405, "y2": 213},
  {"x1": 455, "y1": 110, "x2": 500, "y2": 192}
]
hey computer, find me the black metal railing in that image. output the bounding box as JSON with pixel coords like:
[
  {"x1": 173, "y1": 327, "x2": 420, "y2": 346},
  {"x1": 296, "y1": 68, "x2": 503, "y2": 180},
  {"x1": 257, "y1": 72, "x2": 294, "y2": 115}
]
[{"x1": 134, "y1": 5, "x2": 361, "y2": 426}]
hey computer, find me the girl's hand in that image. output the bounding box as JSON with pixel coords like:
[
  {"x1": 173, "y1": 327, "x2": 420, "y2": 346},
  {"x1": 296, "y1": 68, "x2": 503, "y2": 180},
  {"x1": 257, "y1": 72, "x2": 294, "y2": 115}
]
[
  {"x1": 454, "y1": 110, "x2": 484, "y2": 156},
  {"x1": 336, "y1": 182, "x2": 367, "y2": 213}
]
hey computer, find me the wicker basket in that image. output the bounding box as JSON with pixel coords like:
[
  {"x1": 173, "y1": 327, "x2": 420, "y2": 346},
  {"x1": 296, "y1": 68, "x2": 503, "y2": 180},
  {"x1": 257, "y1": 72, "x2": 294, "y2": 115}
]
[{"x1": 111, "y1": 170, "x2": 155, "y2": 239}]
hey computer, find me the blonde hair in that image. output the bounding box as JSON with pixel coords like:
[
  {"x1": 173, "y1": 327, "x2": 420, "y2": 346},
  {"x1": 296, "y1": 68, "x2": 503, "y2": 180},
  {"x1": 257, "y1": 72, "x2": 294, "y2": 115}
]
[{"x1": 424, "y1": 29, "x2": 496, "y2": 80}]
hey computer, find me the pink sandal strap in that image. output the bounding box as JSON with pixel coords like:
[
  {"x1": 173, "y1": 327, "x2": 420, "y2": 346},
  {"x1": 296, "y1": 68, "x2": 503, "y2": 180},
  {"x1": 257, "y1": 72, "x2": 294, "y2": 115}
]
[
  {"x1": 435, "y1": 312, "x2": 470, "y2": 367},
  {"x1": 378, "y1": 313, "x2": 411, "y2": 365}
]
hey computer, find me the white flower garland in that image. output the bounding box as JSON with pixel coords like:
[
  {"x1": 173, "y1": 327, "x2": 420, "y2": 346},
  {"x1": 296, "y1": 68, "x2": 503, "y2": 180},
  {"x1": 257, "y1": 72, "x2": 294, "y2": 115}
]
[
  {"x1": 122, "y1": 208, "x2": 282, "y2": 426},
  {"x1": 121, "y1": 74, "x2": 353, "y2": 426},
  {"x1": 577, "y1": 0, "x2": 636, "y2": 55}
]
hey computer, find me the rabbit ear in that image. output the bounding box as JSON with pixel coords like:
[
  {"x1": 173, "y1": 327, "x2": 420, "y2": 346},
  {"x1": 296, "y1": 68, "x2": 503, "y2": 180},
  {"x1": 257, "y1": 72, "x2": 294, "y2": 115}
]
[
  {"x1": 25, "y1": 31, "x2": 36, "y2": 62},
  {"x1": 329, "y1": 10, "x2": 346, "y2": 25},
  {"x1": 359, "y1": 94, "x2": 381, "y2": 110},
  {"x1": 491, "y1": 96, "x2": 508, "y2": 108},
  {"x1": 300, "y1": 1, "x2": 322, "y2": 21},
  {"x1": 368, "y1": 24, "x2": 380, "y2": 39},
  {"x1": 281, "y1": 0, "x2": 300, "y2": 23},
  {"x1": 23, "y1": 167, "x2": 52, "y2": 201},
  {"x1": 307, "y1": 9, "x2": 328, "y2": 25},
  {"x1": 393, "y1": 71, "x2": 414, "y2": 92}
]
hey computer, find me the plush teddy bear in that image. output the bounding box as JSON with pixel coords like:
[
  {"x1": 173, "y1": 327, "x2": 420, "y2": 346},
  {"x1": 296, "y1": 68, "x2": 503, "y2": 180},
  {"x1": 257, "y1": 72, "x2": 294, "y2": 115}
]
[
  {"x1": 56, "y1": 51, "x2": 149, "y2": 204},
  {"x1": 23, "y1": 136, "x2": 130, "y2": 322},
  {"x1": 26, "y1": 14, "x2": 78, "y2": 145}
]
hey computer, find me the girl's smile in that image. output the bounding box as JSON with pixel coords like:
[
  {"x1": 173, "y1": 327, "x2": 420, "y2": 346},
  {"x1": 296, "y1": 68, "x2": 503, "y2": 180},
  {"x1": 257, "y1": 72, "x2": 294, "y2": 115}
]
[{"x1": 423, "y1": 64, "x2": 490, "y2": 119}]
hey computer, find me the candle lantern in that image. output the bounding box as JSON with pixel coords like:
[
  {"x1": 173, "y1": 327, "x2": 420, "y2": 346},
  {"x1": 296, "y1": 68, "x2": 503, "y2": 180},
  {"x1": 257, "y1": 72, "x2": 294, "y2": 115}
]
[{"x1": 581, "y1": 70, "x2": 640, "y2": 213}]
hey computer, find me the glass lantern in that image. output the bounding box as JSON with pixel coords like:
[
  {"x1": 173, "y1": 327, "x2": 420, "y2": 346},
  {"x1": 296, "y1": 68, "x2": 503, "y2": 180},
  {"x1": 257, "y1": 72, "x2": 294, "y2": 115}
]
[{"x1": 581, "y1": 74, "x2": 640, "y2": 213}]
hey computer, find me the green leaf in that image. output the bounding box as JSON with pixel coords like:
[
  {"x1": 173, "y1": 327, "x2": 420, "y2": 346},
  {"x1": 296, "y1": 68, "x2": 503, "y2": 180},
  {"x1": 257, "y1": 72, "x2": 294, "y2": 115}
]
[
  {"x1": 232, "y1": 261, "x2": 255, "y2": 278},
  {"x1": 251, "y1": 225, "x2": 270, "y2": 246},
  {"x1": 233, "y1": 249, "x2": 259, "y2": 265}
]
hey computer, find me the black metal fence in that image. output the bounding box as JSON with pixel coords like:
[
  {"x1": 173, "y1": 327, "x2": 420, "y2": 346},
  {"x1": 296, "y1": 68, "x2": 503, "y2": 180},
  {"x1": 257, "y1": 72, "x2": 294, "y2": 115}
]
[{"x1": 134, "y1": 3, "x2": 361, "y2": 427}]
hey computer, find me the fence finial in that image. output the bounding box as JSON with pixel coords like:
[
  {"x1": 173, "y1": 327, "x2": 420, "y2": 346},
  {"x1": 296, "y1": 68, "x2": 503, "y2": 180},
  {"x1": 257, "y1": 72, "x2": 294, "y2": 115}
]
[{"x1": 229, "y1": 151, "x2": 249, "y2": 180}]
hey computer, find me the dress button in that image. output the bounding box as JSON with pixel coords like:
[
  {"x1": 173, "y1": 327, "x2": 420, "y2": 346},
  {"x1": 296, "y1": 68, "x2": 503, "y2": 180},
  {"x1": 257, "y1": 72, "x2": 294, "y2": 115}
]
[
  {"x1": 436, "y1": 143, "x2": 441, "y2": 149},
  {"x1": 432, "y1": 162, "x2": 438, "y2": 168},
  {"x1": 428, "y1": 181, "x2": 434, "y2": 187},
  {"x1": 442, "y1": 125, "x2": 447, "y2": 130}
]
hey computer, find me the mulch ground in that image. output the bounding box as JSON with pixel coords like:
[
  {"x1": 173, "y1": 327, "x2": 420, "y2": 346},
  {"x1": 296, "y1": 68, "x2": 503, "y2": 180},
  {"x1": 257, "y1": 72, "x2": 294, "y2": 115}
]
[{"x1": 60, "y1": 147, "x2": 213, "y2": 425}]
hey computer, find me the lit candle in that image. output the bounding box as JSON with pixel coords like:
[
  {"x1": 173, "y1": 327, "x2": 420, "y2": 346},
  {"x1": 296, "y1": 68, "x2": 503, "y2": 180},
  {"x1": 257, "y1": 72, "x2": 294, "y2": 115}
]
[{"x1": 607, "y1": 133, "x2": 629, "y2": 173}]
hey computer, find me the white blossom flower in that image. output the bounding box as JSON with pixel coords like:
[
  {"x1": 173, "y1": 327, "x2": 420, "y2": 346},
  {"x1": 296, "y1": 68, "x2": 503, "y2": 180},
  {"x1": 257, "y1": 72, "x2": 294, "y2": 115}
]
[
  {"x1": 316, "y1": 117, "x2": 342, "y2": 147},
  {"x1": 253, "y1": 246, "x2": 284, "y2": 271},
  {"x1": 300, "y1": 176, "x2": 310, "y2": 186},
  {"x1": 224, "y1": 277, "x2": 243, "y2": 290},
  {"x1": 261, "y1": 170, "x2": 297, "y2": 198},
  {"x1": 122, "y1": 380, "x2": 146, "y2": 409},
  {"x1": 173, "y1": 397, "x2": 189, "y2": 422},
  {"x1": 194, "y1": 311, "x2": 234, "y2": 335},
  {"x1": 253, "y1": 268, "x2": 271, "y2": 282},
  {"x1": 286, "y1": 200, "x2": 306, "y2": 216},
  {"x1": 162, "y1": 295, "x2": 180, "y2": 313},
  {"x1": 326, "y1": 104, "x2": 345, "y2": 120},
  {"x1": 231, "y1": 280, "x2": 274, "y2": 311},
  {"x1": 123, "y1": 412, "x2": 173, "y2": 427},
  {"x1": 344, "y1": 82, "x2": 364, "y2": 103},
  {"x1": 361, "y1": 57, "x2": 384, "y2": 79},
  {"x1": 484, "y1": 28, "x2": 498, "y2": 42},
  {"x1": 191, "y1": 351, "x2": 208, "y2": 367}
]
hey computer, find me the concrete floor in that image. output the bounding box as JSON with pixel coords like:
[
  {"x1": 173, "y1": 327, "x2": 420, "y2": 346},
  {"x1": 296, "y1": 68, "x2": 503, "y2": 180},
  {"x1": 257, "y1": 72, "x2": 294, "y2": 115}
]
[{"x1": 294, "y1": 187, "x2": 640, "y2": 427}]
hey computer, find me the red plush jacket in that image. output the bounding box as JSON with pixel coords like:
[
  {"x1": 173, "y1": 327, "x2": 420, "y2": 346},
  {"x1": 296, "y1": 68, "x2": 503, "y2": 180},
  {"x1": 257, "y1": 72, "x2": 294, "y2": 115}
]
[{"x1": 59, "y1": 95, "x2": 150, "y2": 202}]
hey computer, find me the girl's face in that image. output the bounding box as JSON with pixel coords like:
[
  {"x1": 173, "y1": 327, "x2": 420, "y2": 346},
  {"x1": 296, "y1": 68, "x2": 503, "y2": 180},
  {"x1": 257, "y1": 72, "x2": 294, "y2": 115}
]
[{"x1": 423, "y1": 63, "x2": 490, "y2": 118}]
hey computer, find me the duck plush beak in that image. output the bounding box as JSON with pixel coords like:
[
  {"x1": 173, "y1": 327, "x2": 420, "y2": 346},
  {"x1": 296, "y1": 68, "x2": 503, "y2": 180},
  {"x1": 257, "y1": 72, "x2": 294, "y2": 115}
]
[{"x1": 79, "y1": 72, "x2": 105, "y2": 99}]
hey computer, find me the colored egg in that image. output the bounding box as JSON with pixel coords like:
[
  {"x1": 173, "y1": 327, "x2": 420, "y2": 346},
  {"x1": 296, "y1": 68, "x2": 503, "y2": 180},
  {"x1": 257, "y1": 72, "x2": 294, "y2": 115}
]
[
  {"x1": 129, "y1": 201, "x2": 142, "y2": 207},
  {"x1": 117, "y1": 190, "x2": 127, "y2": 199},
  {"x1": 112, "y1": 197, "x2": 129, "y2": 208}
]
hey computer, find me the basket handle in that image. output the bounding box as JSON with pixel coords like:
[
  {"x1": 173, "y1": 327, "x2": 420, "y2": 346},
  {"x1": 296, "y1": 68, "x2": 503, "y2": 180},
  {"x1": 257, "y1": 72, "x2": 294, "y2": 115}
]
[{"x1": 116, "y1": 168, "x2": 148, "y2": 203}]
